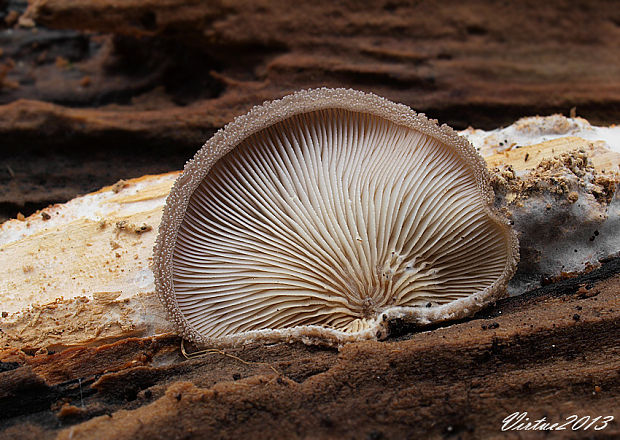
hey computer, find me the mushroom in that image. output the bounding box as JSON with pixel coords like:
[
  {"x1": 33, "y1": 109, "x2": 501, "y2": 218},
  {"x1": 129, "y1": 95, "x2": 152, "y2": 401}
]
[{"x1": 154, "y1": 88, "x2": 519, "y2": 346}]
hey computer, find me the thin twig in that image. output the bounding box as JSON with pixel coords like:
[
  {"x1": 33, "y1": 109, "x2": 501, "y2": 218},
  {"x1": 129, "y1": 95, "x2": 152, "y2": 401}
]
[{"x1": 180, "y1": 339, "x2": 280, "y2": 375}]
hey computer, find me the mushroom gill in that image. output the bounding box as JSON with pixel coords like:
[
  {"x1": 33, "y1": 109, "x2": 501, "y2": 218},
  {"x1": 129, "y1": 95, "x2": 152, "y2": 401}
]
[{"x1": 154, "y1": 88, "x2": 519, "y2": 346}]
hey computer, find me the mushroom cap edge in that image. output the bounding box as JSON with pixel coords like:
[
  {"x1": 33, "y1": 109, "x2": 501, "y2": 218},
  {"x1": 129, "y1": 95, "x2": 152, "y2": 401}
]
[{"x1": 153, "y1": 87, "x2": 520, "y2": 347}]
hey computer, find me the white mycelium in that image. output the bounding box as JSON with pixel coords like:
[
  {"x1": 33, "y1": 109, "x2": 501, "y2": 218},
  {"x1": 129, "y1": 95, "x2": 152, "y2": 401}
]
[{"x1": 154, "y1": 88, "x2": 518, "y2": 346}]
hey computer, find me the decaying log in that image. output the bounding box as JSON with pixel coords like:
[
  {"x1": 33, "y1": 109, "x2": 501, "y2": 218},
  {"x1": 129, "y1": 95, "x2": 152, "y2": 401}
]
[
  {"x1": 1, "y1": 267, "x2": 618, "y2": 439},
  {"x1": 1, "y1": 135, "x2": 618, "y2": 439},
  {"x1": 1, "y1": 115, "x2": 618, "y2": 350}
]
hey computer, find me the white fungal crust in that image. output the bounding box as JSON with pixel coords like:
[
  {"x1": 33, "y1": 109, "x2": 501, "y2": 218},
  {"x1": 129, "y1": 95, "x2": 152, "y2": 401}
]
[{"x1": 153, "y1": 88, "x2": 519, "y2": 347}]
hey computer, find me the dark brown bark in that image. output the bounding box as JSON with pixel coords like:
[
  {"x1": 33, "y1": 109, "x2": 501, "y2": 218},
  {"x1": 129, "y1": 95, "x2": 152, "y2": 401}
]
[{"x1": 1, "y1": 261, "x2": 618, "y2": 439}]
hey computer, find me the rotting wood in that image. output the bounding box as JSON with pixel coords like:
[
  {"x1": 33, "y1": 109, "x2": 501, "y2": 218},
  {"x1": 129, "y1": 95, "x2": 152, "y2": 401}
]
[{"x1": 1, "y1": 267, "x2": 618, "y2": 439}]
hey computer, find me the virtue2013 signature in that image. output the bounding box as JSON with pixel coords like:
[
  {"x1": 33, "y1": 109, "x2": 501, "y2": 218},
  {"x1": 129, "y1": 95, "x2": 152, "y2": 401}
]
[{"x1": 502, "y1": 412, "x2": 614, "y2": 432}]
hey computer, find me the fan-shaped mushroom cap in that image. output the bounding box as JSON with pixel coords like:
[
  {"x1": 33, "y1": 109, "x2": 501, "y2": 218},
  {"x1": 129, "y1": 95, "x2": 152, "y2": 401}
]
[{"x1": 154, "y1": 88, "x2": 518, "y2": 346}]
